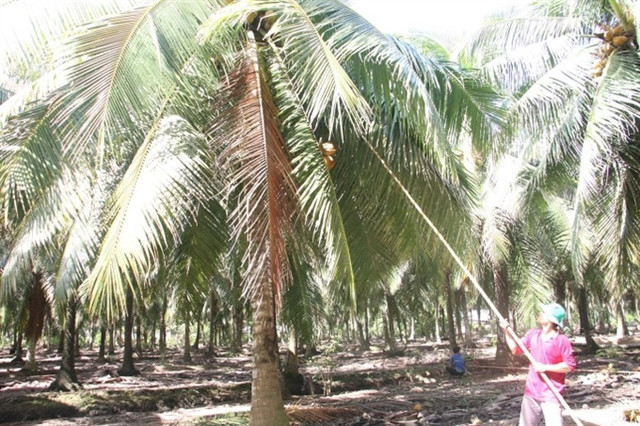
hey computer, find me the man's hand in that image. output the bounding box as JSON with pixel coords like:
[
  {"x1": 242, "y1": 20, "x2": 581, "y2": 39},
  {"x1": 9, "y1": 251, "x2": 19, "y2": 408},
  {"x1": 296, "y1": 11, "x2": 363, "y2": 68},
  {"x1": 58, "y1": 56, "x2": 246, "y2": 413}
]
[
  {"x1": 534, "y1": 361, "x2": 572, "y2": 374},
  {"x1": 532, "y1": 362, "x2": 547, "y2": 373}
]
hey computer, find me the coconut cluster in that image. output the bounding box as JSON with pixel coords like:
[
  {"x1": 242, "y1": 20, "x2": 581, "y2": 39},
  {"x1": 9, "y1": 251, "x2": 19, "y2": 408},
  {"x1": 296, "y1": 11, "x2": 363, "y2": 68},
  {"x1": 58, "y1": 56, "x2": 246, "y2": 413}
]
[
  {"x1": 593, "y1": 24, "x2": 636, "y2": 78},
  {"x1": 320, "y1": 141, "x2": 337, "y2": 170}
]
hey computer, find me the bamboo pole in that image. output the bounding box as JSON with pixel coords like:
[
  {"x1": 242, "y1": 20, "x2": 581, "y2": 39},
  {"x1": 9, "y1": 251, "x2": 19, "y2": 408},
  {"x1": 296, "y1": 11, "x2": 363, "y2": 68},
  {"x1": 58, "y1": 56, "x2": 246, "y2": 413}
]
[{"x1": 366, "y1": 141, "x2": 584, "y2": 426}]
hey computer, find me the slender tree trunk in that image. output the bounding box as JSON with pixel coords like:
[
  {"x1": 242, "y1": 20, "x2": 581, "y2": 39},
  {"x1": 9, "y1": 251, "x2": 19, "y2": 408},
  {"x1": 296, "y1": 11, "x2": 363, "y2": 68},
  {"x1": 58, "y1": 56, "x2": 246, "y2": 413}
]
[
  {"x1": 25, "y1": 338, "x2": 37, "y2": 373},
  {"x1": 10, "y1": 330, "x2": 24, "y2": 364},
  {"x1": 194, "y1": 313, "x2": 201, "y2": 351},
  {"x1": 159, "y1": 294, "x2": 167, "y2": 354},
  {"x1": 118, "y1": 287, "x2": 139, "y2": 376},
  {"x1": 403, "y1": 316, "x2": 410, "y2": 344},
  {"x1": 454, "y1": 289, "x2": 463, "y2": 341},
  {"x1": 598, "y1": 296, "x2": 608, "y2": 333},
  {"x1": 283, "y1": 327, "x2": 304, "y2": 396},
  {"x1": 615, "y1": 301, "x2": 629, "y2": 338},
  {"x1": 135, "y1": 314, "x2": 142, "y2": 355},
  {"x1": 74, "y1": 324, "x2": 80, "y2": 357},
  {"x1": 476, "y1": 298, "x2": 482, "y2": 336},
  {"x1": 183, "y1": 310, "x2": 192, "y2": 363},
  {"x1": 384, "y1": 293, "x2": 399, "y2": 353},
  {"x1": 553, "y1": 277, "x2": 567, "y2": 308},
  {"x1": 107, "y1": 325, "x2": 115, "y2": 355},
  {"x1": 434, "y1": 297, "x2": 442, "y2": 344},
  {"x1": 460, "y1": 290, "x2": 473, "y2": 347},
  {"x1": 58, "y1": 326, "x2": 66, "y2": 354},
  {"x1": 150, "y1": 319, "x2": 156, "y2": 351},
  {"x1": 207, "y1": 289, "x2": 218, "y2": 356},
  {"x1": 249, "y1": 277, "x2": 288, "y2": 426},
  {"x1": 364, "y1": 303, "x2": 370, "y2": 342},
  {"x1": 98, "y1": 325, "x2": 107, "y2": 363},
  {"x1": 284, "y1": 327, "x2": 298, "y2": 376},
  {"x1": 409, "y1": 317, "x2": 415, "y2": 341},
  {"x1": 577, "y1": 286, "x2": 599, "y2": 353},
  {"x1": 356, "y1": 319, "x2": 370, "y2": 350},
  {"x1": 45, "y1": 318, "x2": 53, "y2": 351},
  {"x1": 232, "y1": 300, "x2": 244, "y2": 353},
  {"x1": 444, "y1": 273, "x2": 457, "y2": 350},
  {"x1": 87, "y1": 322, "x2": 95, "y2": 351},
  {"x1": 494, "y1": 265, "x2": 513, "y2": 364},
  {"x1": 50, "y1": 298, "x2": 80, "y2": 391},
  {"x1": 25, "y1": 270, "x2": 47, "y2": 372}
]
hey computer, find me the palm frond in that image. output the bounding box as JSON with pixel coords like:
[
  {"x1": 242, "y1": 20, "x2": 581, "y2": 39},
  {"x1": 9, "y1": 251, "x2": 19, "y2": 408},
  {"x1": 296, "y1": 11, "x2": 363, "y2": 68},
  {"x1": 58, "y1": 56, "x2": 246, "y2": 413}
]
[
  {"x1": 52, "y1": 1, "x2": 219, "y2": 162},
  {"x1": 590, "y1": 146, "x2": 640, "y2": 297},
  {"x1": 267, "y1": 47, "x2": 356, "y2": 304},
  {"x1": 0, "y1": 166, "x2": 85, "y2": 301},
  {"x1": 577, "y1": 51, "x2": 640, "y2": 201},
  {"x1": 281, "y1": 252, "x2": 324, "y2": 347},
  {"x1": 198, "y1": 0, "x2": 373, "y2": 138},
  {"x1": 82, "y1": 114, "x2": 213, "y2": 318},
  {"x1": 0, "y1": 0, "x2": 143, "y2": 82},
  {"x1": 209, "y1": 35, "x2": 297, "y2": 303},
  {"x1": 0, "y1": 100, "x2": 63, "y2": 222}
]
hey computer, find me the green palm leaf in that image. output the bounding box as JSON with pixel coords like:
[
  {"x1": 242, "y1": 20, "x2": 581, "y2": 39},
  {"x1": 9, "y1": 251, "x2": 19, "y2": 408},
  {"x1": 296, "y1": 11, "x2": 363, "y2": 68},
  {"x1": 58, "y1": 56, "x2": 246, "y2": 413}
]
[{"x1": 82, "y1": 115, "x2": 214, "y2": 318}]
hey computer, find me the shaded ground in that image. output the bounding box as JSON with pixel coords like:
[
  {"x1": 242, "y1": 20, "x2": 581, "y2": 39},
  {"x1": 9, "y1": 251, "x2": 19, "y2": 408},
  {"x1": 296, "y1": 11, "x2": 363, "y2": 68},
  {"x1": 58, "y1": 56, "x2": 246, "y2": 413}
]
[{"x1": 1, "y1": 334, "x2": 639, "y2": 425}]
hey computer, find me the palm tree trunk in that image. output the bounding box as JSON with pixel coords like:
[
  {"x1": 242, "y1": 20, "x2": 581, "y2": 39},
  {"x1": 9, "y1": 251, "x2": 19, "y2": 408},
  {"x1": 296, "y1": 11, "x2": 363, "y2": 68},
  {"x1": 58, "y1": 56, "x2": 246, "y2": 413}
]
[
  {"x1": 493, "y1": 265, "x2": 513, "y2": 364},
  {"x1": 615, "y1": 301, "x2": 629, "y2": 338},
  {"x1": 10, "y1": 330, "x2": 24, "y2": 364},
  {"x1": 444, "y1": 273, "x2": 457, "y2": 350},
  {"x1": 249, "y1": 276, "x2": 288, "y2": 426},
  {"x1": 577, "y1": 286, "x2": 599, "y2": 353},
  {"x1": 151, "y1": 319, "x2": 156, "y2": 351},
  {"x1": 476, "y1": 298, "x2": 483, "y2": 336},
  {"x1": 108, "y1": 325, "x2": 115, "y2": 355},
  {"x1": 207, "y1": 289, "x2": 218, "y2": 356},
  {"x1": 25, "y1": 270, "x2": 47, "y2": 372},
  {"x1": 135, "y1": 314, "x2": 142, "y2": 355},
  {"x1": 364, "y1": 303, "x2": 370, "y2": 342},
  {"x1": 50, "y1": 297, "x2": 80, "y2": 391},
  {"x1": 409, "y1": 317, "x2": 415, "y2": 341},
  {"x1": 597, "y1": 296, "x2": 608, "y2": 332},
  {"x1": 356, "y1": 318, "x2": 370, "y2": 350},
  {"x1": 118, "y1": 287, "x2": 139, "y2": 376},
  {"x1": 454, "y1": 288, "x2": 463, "y2": 341},
  {"x1": 553, "y1": 277, "x2": 567, "y2": 308},
  {"x1": 461, "y1": 290, "x2": 473, "y2": 347},
  {"x1": 283, "y1": 327, "x2": 304, "y2": 396},
  {"x1": 74, "y1": 325, "x2": 80, "y2": 357},
  {"x1": 26, "y1": 338, "x2": 37, "y2": 372},
  {"x1": 434, "y1": 302, "x2": 442, "y2": 343},
  {"x1": 159, "y1": 294, "x2": 167, "y2": 354},
  {"x1": 194, "y1": 313, "x2": 201, "y2": 351},
  {"x1": 58, "y1": 327, "x2": 64, "y2": 353},
  {"x1": 98, "y1": 324, "x2": 107, "y2": 363},
  {"x1": 232, "y1": 299, "x2": 244, "y2": 353},
  {"x1": 183, "y1": 310, "x2": 192, "y2": 363},
  {"x1": 284, "y1": 327, "x2": 298, "y2": 376},
  {"x1": 384, "y1": 293, "x2": 398, "y2": 353}
]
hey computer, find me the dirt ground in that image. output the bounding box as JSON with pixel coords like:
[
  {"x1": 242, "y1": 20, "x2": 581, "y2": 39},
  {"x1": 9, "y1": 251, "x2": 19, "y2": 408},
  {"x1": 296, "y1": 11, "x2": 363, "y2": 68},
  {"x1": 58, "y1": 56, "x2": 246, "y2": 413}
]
[{"x1": 0, "y1": 334, "x2": 639, "y2": 425}]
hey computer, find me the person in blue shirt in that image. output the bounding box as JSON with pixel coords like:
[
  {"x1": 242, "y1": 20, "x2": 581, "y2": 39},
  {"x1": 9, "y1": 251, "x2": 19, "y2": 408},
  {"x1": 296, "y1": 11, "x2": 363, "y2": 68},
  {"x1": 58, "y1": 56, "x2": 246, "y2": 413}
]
[{"x1": 446, "y1": 346, "x2": 465, "y2": 376}]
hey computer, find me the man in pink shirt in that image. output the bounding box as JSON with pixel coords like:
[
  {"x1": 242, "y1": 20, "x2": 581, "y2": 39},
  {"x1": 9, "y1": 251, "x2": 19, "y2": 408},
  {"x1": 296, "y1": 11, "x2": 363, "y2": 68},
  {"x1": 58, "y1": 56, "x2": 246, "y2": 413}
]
[{"x1": 500, "y1": 303, "x2": 576, "y2": 426}]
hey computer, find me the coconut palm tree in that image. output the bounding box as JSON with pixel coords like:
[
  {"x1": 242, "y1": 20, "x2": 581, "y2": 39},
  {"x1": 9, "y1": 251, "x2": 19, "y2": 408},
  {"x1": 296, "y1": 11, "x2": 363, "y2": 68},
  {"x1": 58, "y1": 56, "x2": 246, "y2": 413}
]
[
  {"x1": 0, "y1": 1, "x2": 504, "y2": 424},
  {"x1": 462, "y1": 0, "x2": 640, "y2": 338}
]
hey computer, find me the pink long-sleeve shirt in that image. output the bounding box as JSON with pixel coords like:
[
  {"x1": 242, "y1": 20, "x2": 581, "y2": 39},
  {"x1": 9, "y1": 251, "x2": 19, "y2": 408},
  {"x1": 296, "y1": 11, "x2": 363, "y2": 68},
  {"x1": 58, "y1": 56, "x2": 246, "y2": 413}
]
[{"x1": 514, "y1": 328, "x2": 577, "y2": 402}]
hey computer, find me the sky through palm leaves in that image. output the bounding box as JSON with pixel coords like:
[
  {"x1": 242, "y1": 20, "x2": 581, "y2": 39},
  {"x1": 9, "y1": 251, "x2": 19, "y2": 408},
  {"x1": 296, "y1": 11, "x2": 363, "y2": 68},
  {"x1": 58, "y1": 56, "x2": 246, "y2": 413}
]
[{"x1": 348, "y1": 0, "x2": 530, "y2": 40}]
